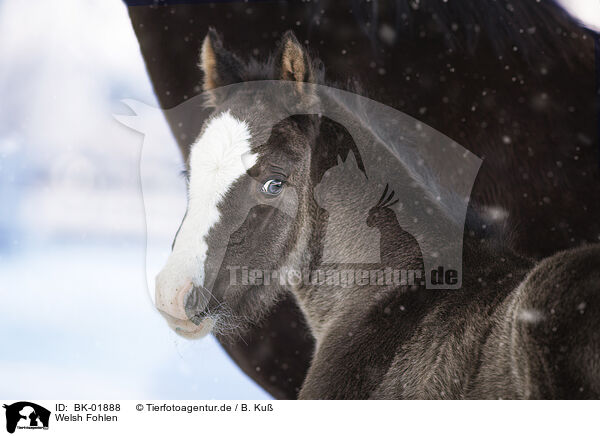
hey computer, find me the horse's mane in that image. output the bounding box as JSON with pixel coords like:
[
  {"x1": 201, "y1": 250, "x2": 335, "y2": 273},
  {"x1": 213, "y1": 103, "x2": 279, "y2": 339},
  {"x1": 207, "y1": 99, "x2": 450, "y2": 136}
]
[
  {"x1": 133, "y1": 0, "x2": 581, "y2": 64},
  {"x1": 318, "y1": 0, "x2": 581, "y2": 63}
]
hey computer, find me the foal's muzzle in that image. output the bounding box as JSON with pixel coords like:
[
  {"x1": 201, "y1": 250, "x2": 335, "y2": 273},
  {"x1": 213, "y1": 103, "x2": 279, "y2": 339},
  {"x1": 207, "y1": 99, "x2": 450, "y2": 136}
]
[{"x1": 155, "y1": 280, "x2": 214, "y2": 339}]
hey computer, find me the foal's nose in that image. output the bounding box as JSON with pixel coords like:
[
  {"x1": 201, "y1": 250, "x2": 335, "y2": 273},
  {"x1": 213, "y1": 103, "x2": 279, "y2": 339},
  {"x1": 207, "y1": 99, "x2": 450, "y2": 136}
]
[
  {"x1": 155, "y1": 280, "x2": 191, "y2": 321},
  {"x1": 155, "y1": 276, "x2": 209, "y2": 322}
]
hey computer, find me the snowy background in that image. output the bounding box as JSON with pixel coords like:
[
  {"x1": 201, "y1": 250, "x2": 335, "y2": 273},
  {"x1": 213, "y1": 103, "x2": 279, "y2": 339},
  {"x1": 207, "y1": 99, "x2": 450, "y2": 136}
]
[
  {"x1": 0, "y1": 0, "x2": 269, "y2": 399},
  {"x1": 0, "y1": 0, "x2": 597, "y2": 400}
]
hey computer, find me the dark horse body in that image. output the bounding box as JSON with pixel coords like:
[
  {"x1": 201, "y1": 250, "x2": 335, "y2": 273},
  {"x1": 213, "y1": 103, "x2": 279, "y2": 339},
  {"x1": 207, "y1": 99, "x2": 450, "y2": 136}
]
[{"x1": 128, "y1": 0, "x2": 599, "y2": 398}]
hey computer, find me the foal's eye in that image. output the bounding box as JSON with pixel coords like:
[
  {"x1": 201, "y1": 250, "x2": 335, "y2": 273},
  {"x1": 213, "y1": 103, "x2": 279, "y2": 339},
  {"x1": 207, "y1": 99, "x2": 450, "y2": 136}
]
[{"x1": 261, "y1": 179, "x2": 285, "y2": 196}]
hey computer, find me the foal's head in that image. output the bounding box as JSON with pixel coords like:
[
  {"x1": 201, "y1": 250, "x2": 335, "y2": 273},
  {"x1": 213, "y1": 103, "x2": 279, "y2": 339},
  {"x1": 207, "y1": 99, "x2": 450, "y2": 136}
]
[{"x1": 155, "y1": 29, "x2": 323, "y2": 338}]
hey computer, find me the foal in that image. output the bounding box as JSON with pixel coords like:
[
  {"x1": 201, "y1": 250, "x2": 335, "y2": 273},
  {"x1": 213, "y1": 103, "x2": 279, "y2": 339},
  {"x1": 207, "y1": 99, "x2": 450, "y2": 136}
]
[{"x1": 155, "y1": 29, "x2": 600, "y2": 399}]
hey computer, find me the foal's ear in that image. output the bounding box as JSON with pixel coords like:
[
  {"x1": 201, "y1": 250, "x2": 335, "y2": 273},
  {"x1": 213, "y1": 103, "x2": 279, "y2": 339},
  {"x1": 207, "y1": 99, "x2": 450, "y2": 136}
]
[
  {"x1": 275, "y1": 31, "x2": 315, "y2": 86},
  {"x1": 200, "y1": 27, "x2": 243, "y2": 91}
]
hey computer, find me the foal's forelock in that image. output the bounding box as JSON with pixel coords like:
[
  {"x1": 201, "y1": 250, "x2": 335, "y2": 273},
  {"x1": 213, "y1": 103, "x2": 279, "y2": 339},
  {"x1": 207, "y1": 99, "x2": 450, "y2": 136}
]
[{"x1": 155, "y1": 111, "x2": 256, "y2": 336}]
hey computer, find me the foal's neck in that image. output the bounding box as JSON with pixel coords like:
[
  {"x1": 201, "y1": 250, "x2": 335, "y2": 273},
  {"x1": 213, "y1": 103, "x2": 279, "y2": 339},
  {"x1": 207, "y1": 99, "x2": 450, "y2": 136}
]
[
  {"x1": 288, "y1": 204, "x2": 532, "y2": 343},
  {"x1": 288, "y1": 198, "x2": 424, "y2": 340}
]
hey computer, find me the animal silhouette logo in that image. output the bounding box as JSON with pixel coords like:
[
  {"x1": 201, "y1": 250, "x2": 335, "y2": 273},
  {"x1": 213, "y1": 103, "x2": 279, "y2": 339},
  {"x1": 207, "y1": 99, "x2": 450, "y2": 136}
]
[
  {"x1": 314, "y1": 151, "x2": 383, "y2": 264},
  {"x1": 2, "y1": 402, "x2": 50, "y2": 434},
  {"x1": 116, "y1": 80, "x2": 482, "y2": 291}
]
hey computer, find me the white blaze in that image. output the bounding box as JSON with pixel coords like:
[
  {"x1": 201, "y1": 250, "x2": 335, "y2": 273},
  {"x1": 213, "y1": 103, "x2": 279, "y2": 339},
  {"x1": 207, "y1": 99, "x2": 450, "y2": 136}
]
[{"x1": 155, "y1": 111, "x2": 256, "y2": 321}]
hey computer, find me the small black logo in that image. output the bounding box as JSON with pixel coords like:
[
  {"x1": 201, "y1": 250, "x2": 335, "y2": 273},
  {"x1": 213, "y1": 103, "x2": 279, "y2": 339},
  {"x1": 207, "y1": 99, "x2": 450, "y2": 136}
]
[{"x1": 2, "y1": 402, "x2": 50, "y2": 434}]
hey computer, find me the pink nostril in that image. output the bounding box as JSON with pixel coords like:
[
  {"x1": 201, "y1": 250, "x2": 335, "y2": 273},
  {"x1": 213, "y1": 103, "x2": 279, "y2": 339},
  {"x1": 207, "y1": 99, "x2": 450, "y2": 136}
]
[
  {"x1": 184, "y1": 286, "x2": 199, "y2": 309},
  {"x1": 155, "y1": 281, "x2": 194, "y2": 321},
  {"x1": 184, "y1": 286, "x2": 211, "y2": 324}
]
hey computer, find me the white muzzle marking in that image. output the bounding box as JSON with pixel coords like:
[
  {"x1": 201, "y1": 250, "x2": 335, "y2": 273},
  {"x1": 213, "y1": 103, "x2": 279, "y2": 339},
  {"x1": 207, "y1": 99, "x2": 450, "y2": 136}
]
[{"x1": 155, "y1": 111, "x2": 256, "y2": 337}]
